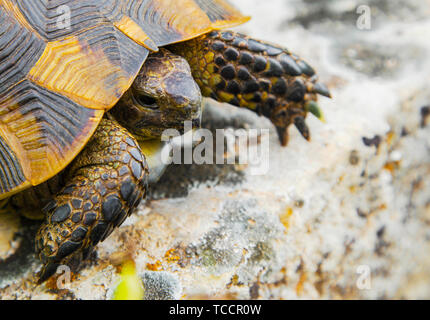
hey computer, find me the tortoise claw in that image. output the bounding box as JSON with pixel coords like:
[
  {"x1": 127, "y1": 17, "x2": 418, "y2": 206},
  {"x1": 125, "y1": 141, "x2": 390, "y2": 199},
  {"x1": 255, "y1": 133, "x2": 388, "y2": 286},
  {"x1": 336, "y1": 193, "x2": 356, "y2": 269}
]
[
  {"x1": 37, "y1": 262, "x2": 60, "y2": 284},
  {"x1": 306, "y1": 101, "x2": 326, "y2": 122},
  {"x1": 276, "y1": 126, "x2": 289, "y2": 147},
  {"x1": 37, "y1": 249, "x2": 85, "y2": 284},
  {"x1": 313, "y1": 82, "x2": 332, "y2": 98},
  {"x1": 294, "y1": 116, "x2": 310, "y2": 141}
]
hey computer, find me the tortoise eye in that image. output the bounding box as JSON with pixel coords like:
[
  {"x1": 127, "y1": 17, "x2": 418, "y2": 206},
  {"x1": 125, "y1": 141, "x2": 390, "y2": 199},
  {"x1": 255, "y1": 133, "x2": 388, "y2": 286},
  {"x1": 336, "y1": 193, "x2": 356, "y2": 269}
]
[{"x1": 136, "y1": 94, "x2": 157, "y2": 108}]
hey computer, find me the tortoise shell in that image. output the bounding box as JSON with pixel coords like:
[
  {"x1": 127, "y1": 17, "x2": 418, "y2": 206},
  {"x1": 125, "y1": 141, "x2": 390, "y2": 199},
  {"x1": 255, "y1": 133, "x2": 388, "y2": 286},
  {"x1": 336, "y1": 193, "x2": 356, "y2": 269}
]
[{"x1": 0, "y1": 0, "x2": 249, "y2": 199}]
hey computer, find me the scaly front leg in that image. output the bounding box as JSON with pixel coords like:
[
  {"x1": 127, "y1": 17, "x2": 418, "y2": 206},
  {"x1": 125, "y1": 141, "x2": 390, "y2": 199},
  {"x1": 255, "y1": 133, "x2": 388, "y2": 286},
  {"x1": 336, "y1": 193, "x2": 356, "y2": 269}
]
[
  {"x1": 170, "y1": 31, "x2": 331, "y2": 146},
  {"x1": 35, "y1": 118, "x2": 148, "y2": 282}
]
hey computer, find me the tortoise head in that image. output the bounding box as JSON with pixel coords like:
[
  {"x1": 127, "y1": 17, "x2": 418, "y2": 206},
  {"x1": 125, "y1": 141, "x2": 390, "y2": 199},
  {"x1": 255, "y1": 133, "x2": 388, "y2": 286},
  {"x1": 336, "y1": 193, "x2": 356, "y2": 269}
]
[{"x1": 111, "y1": 48, "x2": 202, "y2": 140}]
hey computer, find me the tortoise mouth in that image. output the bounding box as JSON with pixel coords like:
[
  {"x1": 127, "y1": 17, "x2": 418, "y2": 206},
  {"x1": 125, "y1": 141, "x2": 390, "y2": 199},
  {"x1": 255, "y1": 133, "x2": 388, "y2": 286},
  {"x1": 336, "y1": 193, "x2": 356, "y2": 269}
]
[
  {"x1": 129, "y1": 108, "x2": 201, "y2": 140},
  {"x1": 138, "y1": 114, "x2": 201, "y2": 131}
]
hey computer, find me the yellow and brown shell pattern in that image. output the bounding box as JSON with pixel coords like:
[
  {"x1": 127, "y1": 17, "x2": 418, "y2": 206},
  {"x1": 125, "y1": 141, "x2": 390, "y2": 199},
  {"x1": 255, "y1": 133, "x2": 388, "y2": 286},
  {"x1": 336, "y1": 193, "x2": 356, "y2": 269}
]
[{"x1": 0, "y1": 0, "x2": 249, "y2": 199}]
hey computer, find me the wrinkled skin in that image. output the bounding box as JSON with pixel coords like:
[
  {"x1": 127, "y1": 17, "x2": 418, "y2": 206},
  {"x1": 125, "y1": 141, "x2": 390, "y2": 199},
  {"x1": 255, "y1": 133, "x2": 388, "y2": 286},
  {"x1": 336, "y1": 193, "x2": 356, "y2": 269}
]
[{"x1": 4, "y1": 31, "x2": 330, "y2": 283}]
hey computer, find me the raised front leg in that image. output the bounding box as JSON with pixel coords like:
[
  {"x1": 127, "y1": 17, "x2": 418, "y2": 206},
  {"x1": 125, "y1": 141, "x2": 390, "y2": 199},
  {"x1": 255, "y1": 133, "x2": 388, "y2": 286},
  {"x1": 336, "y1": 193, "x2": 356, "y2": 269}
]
[
  {"x1": 35, "y1": 118, "x2": 148, "y2": 282},
  {"x1": 170, "y1": 31, "x2": 331, "y2": 146}
]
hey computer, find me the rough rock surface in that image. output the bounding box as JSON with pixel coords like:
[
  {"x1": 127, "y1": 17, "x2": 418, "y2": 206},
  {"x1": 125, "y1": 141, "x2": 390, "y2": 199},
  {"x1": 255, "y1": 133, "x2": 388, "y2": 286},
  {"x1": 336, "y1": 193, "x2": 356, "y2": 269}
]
[{"x1": 0, "y1": 0, "x2": 429, "y2": 299}]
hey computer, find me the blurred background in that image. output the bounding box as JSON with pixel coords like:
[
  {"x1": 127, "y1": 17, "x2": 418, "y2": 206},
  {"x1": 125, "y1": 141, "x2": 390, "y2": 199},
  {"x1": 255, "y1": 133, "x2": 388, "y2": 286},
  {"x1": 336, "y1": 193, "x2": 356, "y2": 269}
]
[{"x1": 1, "y1": 0, "x2": 429, "y2": 299}]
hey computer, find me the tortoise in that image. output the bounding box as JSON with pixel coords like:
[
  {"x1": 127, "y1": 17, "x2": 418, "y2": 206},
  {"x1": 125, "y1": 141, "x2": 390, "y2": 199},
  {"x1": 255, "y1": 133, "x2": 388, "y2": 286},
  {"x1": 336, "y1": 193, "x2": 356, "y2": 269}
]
[{"x1": 0, "y1": 0, "x2": 331, "y2": 283}]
